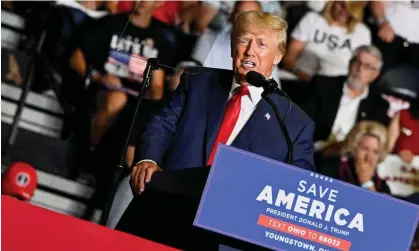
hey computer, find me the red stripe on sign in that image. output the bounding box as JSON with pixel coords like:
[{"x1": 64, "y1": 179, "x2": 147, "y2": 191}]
[{"x1": 257, "y1": 214, "x2": 351, "y2": 251}]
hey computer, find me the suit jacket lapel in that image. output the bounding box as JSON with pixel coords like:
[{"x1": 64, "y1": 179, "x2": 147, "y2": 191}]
[
  {"x1": 205, "y1": 71, "x2": 233, "y2": 160},
  {"x1": 326, "y1": 82, "x2": 344, "y2": 129},
  {"x1": 357, "y1": 97, "x2": 371, "y2": 121}
]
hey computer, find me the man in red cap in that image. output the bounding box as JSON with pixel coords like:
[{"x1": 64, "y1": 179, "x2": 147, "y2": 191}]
[{"x1": 2, "y1": 162, "x2": 38, "y2": 201}]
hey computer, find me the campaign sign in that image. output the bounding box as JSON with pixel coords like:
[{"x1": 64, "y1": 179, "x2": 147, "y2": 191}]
[{"x1": 194, "y1": 145, "x2": 419, "y2": 251}]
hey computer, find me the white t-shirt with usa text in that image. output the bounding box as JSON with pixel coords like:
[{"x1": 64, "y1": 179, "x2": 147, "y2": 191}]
[{"x1": 292, "y1": 12, "x2": 371, "y2": 77}]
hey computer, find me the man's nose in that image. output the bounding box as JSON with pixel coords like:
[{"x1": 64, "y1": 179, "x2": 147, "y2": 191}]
[{"x1": 244, "y1": 41, "x2": 256, "y2": 56}]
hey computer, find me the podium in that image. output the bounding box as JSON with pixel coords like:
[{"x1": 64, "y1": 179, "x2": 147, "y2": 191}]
[
  {"x1": 115, "y1": 146, "x2": 419, "y2": 251},
  {"x1": 115, "y1": 167, "x2": 268, "y2": 250}
]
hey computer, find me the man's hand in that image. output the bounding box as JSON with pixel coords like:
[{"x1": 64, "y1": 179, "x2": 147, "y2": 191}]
[
  {"x1": 131, "y1": 161, "x2": 162, "y2": 193},
  {"x1": 378, "y1": 22, "x2": 395, "y2": 43},
  {"x1": 101, "y1": 74, "x2": 122, "y2": 88},
  {"x1": 296, "y1": 69, "x2": 311, "y2": 82},
  {"x1": 399, "y1": 150, "x2": 414, "y2": 164}
]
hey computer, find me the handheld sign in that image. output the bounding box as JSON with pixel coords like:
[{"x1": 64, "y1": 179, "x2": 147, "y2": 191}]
[
  {"x1": 194, "y1": 145, "x2": 419, "y2": 251},
  {"x1": 377, "y1": 154, "x2": 419, "y2": 197}
]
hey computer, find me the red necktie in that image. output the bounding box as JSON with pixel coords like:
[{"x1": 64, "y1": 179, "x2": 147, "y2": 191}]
[{"x1": 207, "y1": 85, "x2": 250, "y2": 166}]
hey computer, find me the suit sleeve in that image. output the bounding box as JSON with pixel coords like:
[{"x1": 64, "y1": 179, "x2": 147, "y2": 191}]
[
  {"x1": 134, "y1": 72, "x2": 189, "y2": 166},
  {"x1": 292, "y1": 121, "x2": 316, "y2": 171}
]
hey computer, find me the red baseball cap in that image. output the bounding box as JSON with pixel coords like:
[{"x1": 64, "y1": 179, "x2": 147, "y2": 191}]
[{"x1": 2, "y1": 162, "x2": 38, "y2": 201}]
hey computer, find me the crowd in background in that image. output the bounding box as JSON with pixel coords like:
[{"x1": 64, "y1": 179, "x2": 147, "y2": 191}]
[{"x1": 2, "y1": 0, "x2": 419, "y2": 248}]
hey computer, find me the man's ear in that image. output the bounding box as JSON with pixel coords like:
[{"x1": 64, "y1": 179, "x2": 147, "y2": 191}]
[{"x1": 273, "y1": 52, "x2": 282, "y2": 65}]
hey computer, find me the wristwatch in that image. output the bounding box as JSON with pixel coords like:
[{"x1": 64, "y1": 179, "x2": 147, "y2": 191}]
[
  {"x1": 376, "y1": 17, "x2": 388, "y2": 26},
  {"x1": 290, "y1": 66, "x2": 299, "y2": 75},
  {"x1": 361, "y1": 180, "x2": 375, "y2": 189}
]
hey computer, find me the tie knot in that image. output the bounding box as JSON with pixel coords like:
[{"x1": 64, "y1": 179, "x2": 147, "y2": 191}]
[{"x1": 238, "y1": 85, "x2": 250, "y2": 97}]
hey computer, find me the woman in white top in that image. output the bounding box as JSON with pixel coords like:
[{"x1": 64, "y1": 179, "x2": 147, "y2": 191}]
[
  {"x1": 283, "y1": 1, "x2": 371, "y2": 81},
  {"x1": 370, "y1": 1, "x2": 419, "y2": 70}
]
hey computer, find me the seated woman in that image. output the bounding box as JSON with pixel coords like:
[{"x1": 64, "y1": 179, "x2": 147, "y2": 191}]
[
  {"x1": 319, "y1": 121, "x2": 391, "y2": 193},
  {"x1": 283, "y1": 1, "x2": 371, "y2": 81}
]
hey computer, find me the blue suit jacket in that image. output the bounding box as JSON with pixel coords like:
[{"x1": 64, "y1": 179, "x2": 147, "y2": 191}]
[{"x1": 135, "y1": 67, "x2": 316, "y2": 171}]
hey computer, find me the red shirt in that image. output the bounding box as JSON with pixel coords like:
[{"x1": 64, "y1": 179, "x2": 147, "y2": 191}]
[
  {"x1": 394, "y1": 110, "x2": 419, "y2": 155},
  {"x1": 152, "y1": 1, "x2": 184, "y2": 25},
  {"x1": 116, "y1": 1, "x2": 184, "y2": 25},
  {"x1": 117, "y1": 1, "x2": 134, "y2": 13}
]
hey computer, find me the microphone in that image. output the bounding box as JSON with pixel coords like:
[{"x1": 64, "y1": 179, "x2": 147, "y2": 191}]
[
  {"x1": 245, "y1": 71, "x2": 294, "y2": 165},
  {"x1": 245, "y1": 71, "x2": 283, "y2": 95}
]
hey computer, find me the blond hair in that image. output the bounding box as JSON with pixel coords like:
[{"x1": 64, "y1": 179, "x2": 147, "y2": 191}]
[
  {"x1": 231, "y1": 11, "x2": 288, "y2": 55},
  {"x1": 323, "y1": 1, "x2": 367, "y2": 34},
  {"x1": 342, "y1": 121, "x2": 389, "y2": 162}
]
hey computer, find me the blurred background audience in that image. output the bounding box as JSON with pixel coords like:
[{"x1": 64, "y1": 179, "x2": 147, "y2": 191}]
[
  {"x1": 283, "y1": 1, "x2": 370, "y2": 82},
  {"x1": 319, "y1": 121, "x2": 391, "y2": 193},
  {"x1": 1, "y1": 0, "x2": 419, "y2": 246},
  {"x1": 388, "y1": 98, "x2": 419, "y2": 166},
  {"x1": 302, "y1": 45, "x2": 390, "y2": 163},
  {"x1": 67, "y1": 1, "x2": 176, "y2": 184},
  {"x1": 369, "y1": 1, "x2": 419, "y2": 71}
]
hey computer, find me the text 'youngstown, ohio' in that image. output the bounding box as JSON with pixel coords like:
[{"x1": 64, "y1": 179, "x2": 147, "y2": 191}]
[{"x1": 265, "y1": 231, "x2": 316, "y2": 250}]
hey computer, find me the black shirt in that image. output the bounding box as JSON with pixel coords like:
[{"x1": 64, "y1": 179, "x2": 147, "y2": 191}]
[{"x1": 77, "y1": 13, "x2": 176, "y2": 89}]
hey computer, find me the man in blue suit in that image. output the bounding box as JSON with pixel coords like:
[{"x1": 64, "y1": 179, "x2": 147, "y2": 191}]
[{"x1": 130, "y1": 11, "x2": 315, "y2": 194}]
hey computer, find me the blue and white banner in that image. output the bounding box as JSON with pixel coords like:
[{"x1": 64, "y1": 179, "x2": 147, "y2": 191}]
[{"x1": 194, "y1": 145, "x2": 419, "y2": 251}]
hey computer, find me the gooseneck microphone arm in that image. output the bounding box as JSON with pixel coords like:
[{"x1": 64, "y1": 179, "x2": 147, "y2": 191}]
[
  {"x1": 261, "y1": 93, "x2": 294, "y2": 164},
  {"x1": 245, "y1": 71, "x2": 294, "y2": 164}
]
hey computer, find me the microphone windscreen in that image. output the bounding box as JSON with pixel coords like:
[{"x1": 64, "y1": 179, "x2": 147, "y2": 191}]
[{"x1": 245, "y1": 71, "x2": 265, "y2": 87}]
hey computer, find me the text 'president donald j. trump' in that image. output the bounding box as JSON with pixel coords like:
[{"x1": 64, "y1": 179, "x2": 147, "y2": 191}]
[{"x1": 131, "y1": 11, "x2": 315, "y2": 193}]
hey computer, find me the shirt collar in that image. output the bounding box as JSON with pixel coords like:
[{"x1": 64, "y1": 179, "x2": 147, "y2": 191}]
[
  {"x1": 343, "y1": 82, "x2": 369, "y2": 100},
  {"x1": 230, "y1": 75, "x2": 273, "y2": 104}
]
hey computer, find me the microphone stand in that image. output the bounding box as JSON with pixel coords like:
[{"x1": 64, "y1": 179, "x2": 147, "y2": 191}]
[
  {"x1": 4, "y1": 31, "x2": 47, "y2": 159},
  {"x1": 261, "y1": 89, "x2": 294, "y2": 165},
  {"x1": 98, "y1": 58, "x2": 159, "y2": 226}
]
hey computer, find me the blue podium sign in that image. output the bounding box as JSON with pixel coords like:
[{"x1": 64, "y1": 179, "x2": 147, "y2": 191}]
[{"x1": 194, "y1": 145, "x2": 419, "y2": 251}]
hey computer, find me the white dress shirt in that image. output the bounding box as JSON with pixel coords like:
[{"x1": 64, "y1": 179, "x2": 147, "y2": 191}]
[
  {"x1": 226, "y1": 81, "x2": 264, "y2": 145},
  {"x1": 330, "y1": 83, "x2": 369, "y2": 142}
]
